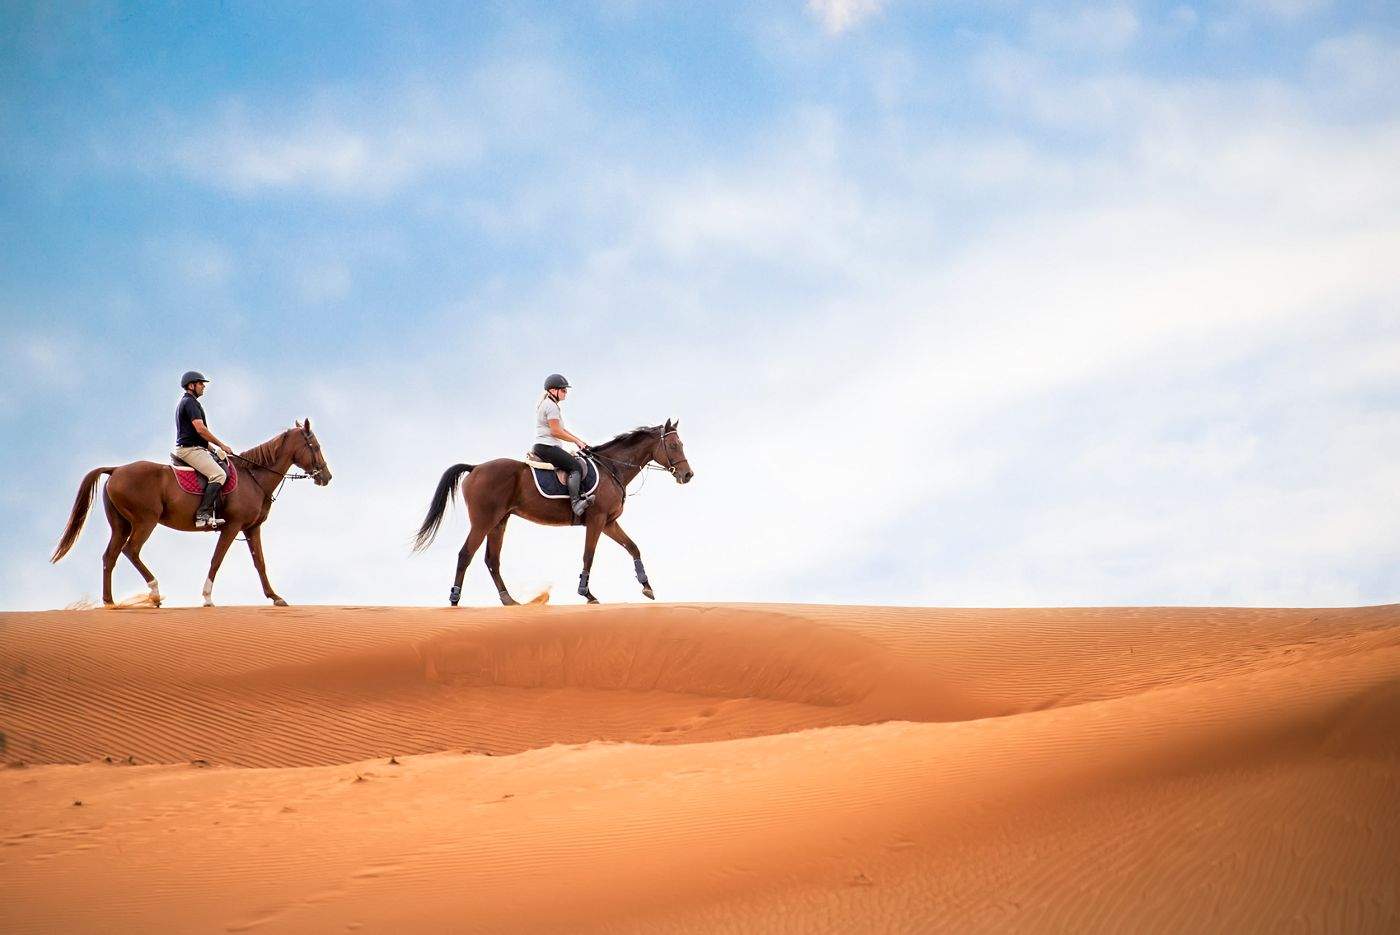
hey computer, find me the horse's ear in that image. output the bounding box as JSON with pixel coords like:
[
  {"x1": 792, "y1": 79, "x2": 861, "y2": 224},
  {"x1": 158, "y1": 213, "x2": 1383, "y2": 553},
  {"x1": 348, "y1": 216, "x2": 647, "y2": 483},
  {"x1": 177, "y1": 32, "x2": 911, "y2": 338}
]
[
  {"x1": 673, "y1": 417, "x2": 679, "y2": 428},
  {"x1": 295, "y1": 419, "x2": 303, "y2": 429},
  {"x1": 664, "y1": 418, "x2": 673, "y2": 431},
  {"x1": 304, "y1": 417, "x2": 312, "y2": 431}
]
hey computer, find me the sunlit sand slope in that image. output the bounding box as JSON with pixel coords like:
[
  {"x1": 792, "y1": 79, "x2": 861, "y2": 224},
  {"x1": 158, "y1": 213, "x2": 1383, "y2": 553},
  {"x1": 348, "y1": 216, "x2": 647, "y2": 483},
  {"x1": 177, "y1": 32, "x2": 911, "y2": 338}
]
[{"x1": 2, "y1": 603, "x2": 1397, "y2": 932}]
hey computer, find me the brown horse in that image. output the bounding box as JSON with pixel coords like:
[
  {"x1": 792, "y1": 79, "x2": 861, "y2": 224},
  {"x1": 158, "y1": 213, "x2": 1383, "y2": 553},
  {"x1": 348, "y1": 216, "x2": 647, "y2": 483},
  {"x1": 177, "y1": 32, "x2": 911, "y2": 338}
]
[
  {"x1": 51, "y1": 421, "x2": 332, "y2": 607},
  {"x1": 412, "y1": 420, "x2": 693, "y2": 605}
]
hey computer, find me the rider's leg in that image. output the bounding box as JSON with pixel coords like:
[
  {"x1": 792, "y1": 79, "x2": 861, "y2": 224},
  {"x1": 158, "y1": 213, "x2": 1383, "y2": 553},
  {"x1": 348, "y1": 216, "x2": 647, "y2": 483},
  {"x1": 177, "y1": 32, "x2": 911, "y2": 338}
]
[
  {"x1": 195, "y1": 482, "x2": 224, "y2": 527},
  {"x1": 534, "y1": 444, "x2": 590, "y2": 516},
  {"x1": 177, "y1": 446, "x2": 227, "y2": 528}
]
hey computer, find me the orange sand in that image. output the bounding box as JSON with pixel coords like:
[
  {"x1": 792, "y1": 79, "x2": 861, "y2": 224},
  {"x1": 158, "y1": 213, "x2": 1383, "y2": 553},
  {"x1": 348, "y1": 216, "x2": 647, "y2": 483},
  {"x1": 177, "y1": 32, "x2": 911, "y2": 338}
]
[{"x1": 2, "y1": 603, "x2": 1397, "y2": 932}]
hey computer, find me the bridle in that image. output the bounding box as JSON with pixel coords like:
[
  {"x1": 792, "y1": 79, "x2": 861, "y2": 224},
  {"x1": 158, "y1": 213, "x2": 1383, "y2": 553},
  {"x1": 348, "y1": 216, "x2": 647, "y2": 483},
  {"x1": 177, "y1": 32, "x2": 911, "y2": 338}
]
[
  {"x1": 589, "y1": 428, "x2": 689, "y2": 499},
  {"x1": 227, "y1": 426, "x2": 327, "y2": 502}
]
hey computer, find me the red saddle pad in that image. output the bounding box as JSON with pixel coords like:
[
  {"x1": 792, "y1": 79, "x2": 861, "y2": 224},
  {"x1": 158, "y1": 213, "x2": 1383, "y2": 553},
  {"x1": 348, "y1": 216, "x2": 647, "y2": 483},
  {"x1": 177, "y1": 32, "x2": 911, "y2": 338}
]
[{"x1": 172, "y1": 460, "x2": 239, "y2": 496}]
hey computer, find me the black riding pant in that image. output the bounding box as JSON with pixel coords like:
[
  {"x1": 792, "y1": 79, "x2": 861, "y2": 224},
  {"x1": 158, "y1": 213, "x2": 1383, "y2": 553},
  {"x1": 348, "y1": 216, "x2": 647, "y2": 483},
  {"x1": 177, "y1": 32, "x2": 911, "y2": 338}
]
[{"x1": 532, "y1": 444, "x2": 582, "y2": 475}]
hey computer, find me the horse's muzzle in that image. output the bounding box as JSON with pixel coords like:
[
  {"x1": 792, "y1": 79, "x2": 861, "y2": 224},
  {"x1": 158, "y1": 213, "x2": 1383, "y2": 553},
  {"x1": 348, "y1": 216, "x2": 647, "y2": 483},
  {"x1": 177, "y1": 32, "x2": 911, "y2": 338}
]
[{"x1": 678, "y1": 469, "x2": 694, "y2": 484}]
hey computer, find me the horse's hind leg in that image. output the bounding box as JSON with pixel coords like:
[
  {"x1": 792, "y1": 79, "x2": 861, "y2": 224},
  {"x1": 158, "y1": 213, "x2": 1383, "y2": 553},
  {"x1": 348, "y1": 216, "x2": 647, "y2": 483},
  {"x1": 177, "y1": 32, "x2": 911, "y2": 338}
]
[
  {"x1": 122, "y1": 519, "x2": 162, "y2": 606},
  {"x1": 485, "y1": 519, "x2": 517, "y2": 606},
  {"x1": 100, "y1": 493, "x2": 132, "y2": 607},
  {"x1": 450, "y1": 524, "x2": 489, "y2": 606}
]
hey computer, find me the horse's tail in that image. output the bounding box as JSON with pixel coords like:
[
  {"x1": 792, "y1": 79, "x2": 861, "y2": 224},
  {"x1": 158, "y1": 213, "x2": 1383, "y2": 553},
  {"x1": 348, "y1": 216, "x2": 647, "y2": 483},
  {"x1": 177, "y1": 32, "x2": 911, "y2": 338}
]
[
  {"x1": 412, "y1": 463, "x2": 475, "y2": 552},
  {"x1": 51, "y1": 467, "x2": 116, "y2": 563}
]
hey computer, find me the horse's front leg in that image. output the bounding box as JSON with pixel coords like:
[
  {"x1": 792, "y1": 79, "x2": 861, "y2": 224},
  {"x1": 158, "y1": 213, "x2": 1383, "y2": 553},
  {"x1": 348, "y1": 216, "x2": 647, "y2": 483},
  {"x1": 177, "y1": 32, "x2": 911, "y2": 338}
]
[
  {"x1": 578, "y1": 514, "x2": 606, "y2": 604},
  {"x1": 202, "y1": 525, "x2": 241, "y2": 607},
  {"x1": 603, "y1": 521, "x2": 653, "y2": 600},
  {"x1": 244, "y1": 524, "x2": 287, "y2": 606}
]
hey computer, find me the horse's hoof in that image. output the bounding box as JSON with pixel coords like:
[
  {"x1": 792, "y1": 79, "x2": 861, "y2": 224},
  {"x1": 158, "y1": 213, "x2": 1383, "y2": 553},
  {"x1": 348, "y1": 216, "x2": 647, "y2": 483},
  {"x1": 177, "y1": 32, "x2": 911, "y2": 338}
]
[
  {"x1": 642, "y1": 587, "x2": 655, "y2": 600},
  {"x1": 272, "y1": 598, "x2": 288, "y2": 607},
  {"x1": 499, "y1": 595, "x2": 518, "y2": 607},
  {"x1": 586, "y1": 595, "x2": 600, "y2": 605}
]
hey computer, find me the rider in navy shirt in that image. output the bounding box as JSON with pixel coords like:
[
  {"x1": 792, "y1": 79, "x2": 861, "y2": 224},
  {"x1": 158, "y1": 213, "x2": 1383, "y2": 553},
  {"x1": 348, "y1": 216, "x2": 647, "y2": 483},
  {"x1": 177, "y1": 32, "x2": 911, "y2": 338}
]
[
  {"x1": 173, "y1": 371, "x2": 236, "y2": 528},
  {"x1": 176, "y1": 393, "x2": 208, "y2": 448}
]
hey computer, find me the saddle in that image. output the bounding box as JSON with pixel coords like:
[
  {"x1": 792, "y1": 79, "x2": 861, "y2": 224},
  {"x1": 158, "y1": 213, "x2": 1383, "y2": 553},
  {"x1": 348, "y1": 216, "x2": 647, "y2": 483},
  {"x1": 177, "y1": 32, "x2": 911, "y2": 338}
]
[
  {"x1": 170, "y1": 455, "x2": 239, "y2": 497},
  {"x1": 524, "y1": 452, "x2": 599, "y2": 500}
]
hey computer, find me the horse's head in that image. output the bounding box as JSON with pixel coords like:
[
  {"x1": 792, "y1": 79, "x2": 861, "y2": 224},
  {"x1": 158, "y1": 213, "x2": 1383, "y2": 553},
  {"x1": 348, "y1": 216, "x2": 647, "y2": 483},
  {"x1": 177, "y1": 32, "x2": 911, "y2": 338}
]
[
  {"x1": 293, "y1": 418, "x2": 332, "y2": 486},
  {"x1": 653, "y1": 419, "x2": 693, "y2": 484}
]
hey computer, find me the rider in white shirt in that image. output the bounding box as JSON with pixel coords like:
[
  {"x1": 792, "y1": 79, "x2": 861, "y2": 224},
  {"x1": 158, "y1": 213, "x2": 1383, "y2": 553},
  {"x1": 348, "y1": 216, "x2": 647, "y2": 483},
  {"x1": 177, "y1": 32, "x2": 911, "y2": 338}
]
[{"x1": 532, "y1": 373, "x2": 594, "y2": 516}]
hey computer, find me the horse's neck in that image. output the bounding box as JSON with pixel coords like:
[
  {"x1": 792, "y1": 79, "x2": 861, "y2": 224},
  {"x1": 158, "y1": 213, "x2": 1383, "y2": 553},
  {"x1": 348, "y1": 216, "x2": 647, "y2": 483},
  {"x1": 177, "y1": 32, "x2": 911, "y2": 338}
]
[
  {"x1": 242, "y1": 433, "x2": 296, "y2": 475},
  {"x1": 606, "y1": 437, "x2": 654, "y2": 482}
]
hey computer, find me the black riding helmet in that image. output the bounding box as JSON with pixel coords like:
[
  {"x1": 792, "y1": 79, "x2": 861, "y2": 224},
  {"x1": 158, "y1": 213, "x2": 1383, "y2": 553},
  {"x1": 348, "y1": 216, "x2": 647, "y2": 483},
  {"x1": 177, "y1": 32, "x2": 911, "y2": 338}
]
[
  {"x1": 544, "y1": 373, "x2": 570, "y2": 391},
  {"x1": 181, "y1": 370, "x2": 210, "y2": 389}
]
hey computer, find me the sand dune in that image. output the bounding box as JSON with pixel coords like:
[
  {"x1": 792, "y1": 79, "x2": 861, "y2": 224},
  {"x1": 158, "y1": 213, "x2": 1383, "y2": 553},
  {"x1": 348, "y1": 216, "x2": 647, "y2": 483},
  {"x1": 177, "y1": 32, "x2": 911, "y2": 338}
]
[{"x1": 2, "y1": 603, "x2": 1397, "y2": 932}]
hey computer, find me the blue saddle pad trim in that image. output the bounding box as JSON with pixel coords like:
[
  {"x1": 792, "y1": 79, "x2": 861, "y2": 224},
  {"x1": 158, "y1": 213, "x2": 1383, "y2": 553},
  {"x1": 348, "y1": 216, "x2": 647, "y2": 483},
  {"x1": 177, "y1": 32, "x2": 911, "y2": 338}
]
[{"x1": 531, "y1": 457, "x2": 600, "y2": 499}]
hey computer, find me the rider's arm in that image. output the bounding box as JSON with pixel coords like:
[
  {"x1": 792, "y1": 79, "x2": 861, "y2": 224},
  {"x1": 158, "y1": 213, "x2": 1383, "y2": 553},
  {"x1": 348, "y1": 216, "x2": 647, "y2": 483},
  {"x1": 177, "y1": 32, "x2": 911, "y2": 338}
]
[
  {"x1": 191, "y1": 419, "x2": 234, "y2": 454},
  {"x1": 547, "y1": 418, "x2": 588, "y2": 449}
]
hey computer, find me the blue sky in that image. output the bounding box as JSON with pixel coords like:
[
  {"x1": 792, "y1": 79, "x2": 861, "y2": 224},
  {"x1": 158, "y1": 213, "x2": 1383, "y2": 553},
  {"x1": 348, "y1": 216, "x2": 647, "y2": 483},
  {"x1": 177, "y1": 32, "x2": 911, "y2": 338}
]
[{"x1": 2, "y1": 0, "x2": 1397, "y2": 609}]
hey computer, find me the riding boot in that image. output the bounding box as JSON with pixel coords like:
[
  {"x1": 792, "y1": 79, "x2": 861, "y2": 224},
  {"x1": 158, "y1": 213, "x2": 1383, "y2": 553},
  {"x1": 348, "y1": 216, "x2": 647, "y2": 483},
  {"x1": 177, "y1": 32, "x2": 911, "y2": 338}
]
[
  {"x1": 196, "y1": 482, "x2": 225, "y2": 529},
  {"x1": 567, "y1": 470, "x2": 589, "y2": 517}
]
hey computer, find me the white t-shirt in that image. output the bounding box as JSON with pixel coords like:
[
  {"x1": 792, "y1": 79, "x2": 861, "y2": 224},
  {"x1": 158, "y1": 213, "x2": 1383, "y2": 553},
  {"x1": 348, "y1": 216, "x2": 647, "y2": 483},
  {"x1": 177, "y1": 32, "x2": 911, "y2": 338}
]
[{"x1": 535, "y1": 396, "x2": 573, "y2": 449}]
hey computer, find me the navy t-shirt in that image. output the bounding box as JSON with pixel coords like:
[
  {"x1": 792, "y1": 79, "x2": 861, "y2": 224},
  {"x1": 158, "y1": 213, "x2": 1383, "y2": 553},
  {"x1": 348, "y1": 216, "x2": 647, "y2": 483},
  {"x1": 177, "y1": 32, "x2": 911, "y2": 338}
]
[{"x1": 176, "y1": 393, "x2": 208, "y2": 448}]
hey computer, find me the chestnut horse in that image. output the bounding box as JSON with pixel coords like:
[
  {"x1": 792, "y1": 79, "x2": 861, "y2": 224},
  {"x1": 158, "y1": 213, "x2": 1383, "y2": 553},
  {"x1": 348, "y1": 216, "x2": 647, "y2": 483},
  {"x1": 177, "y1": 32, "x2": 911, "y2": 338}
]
[
  {"x1": 51, "y1": 420, "x2": 332, "y2": 607},
  {"x1": 412, "y1": 420, "x2": 693, "y2": 605}
]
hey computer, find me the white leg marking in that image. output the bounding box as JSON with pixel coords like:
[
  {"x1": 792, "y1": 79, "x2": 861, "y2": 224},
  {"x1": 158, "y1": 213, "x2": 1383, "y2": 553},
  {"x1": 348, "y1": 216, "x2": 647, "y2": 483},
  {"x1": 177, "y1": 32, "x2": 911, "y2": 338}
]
[{"x1": 203, "y1": 577, "x2": 214, "y2": 607}]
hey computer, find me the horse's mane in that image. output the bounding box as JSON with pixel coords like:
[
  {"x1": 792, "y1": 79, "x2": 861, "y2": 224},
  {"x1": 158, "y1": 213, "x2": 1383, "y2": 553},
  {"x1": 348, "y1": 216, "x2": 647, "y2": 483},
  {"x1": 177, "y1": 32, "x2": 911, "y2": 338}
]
[
  {"x1": 239, "y1": 428, "x2": 291, "y2": 465},
  {"x1": 591, "y1": 425, "x2": 661, "y2": 452}
]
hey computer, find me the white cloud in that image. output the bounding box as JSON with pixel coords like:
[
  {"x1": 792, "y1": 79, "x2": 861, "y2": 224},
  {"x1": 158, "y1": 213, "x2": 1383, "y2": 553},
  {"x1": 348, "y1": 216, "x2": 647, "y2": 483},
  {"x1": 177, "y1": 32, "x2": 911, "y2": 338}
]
[
  {"x1": 164, "y1": 96, "x2": 482, "y2": 197},
  {"x1": 1029, "y1": 4, "x2": 1141, "y2": 53},
  {"x1": 1168, "y1": 5, "x2": 1199, "y2": 32},
  {"x1": 278, "y1": 88, "x2": 1399, "y2": 610},
  {"x1": 807, "y1": 0, "x2": 884, "y2": 36},
  {"x1": 1308, "y1": 32, "x2": 1400, "y2": 105},
  {"x1": 138, "y1": 53, "x2": 584, "y2": 199},
  {"x1": 1245, "y1": 0, "x2": 1329, "y2": 18},
  {"x1": 298, "y1": 262, "x2": 352, "y2": 304}
]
